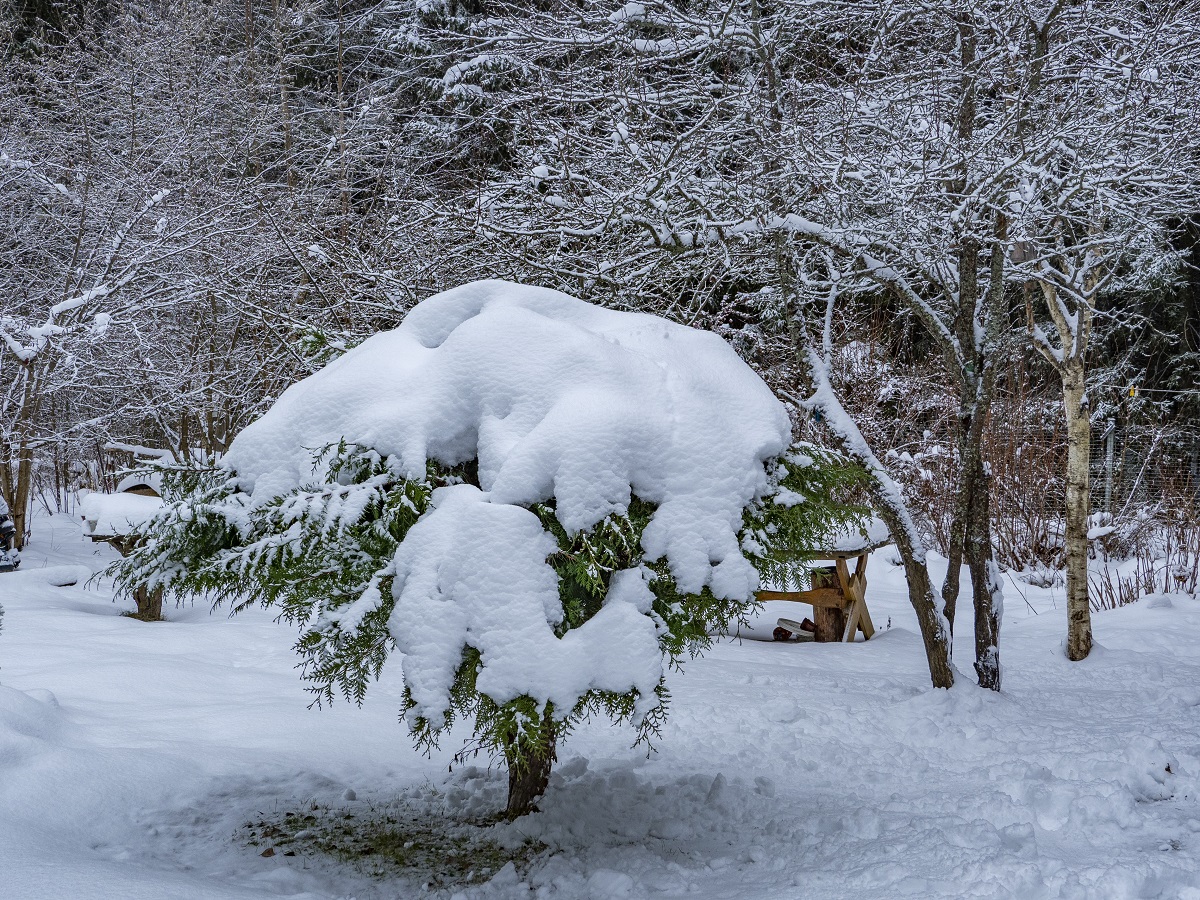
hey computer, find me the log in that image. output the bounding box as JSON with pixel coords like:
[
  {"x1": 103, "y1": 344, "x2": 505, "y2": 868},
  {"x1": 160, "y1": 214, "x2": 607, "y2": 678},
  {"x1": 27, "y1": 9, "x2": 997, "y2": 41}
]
[{"x1": 814, "y1": 605, "x2": 846, "y2": 642}]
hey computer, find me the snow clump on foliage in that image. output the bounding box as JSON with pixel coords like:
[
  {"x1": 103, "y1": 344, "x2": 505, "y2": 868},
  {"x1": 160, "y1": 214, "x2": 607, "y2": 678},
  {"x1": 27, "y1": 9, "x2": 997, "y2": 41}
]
[{"x1": 221, "y1": 280, "x2": 791, "y2": 720}]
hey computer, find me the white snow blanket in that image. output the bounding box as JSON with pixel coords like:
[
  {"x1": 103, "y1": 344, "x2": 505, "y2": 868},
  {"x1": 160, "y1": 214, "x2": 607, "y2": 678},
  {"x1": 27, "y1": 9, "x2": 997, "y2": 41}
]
[
  {"x1": 3, "y1": 513, "x2": 1200, "y2": 899},
  {"x1": 220, "y1": 280, "x2": 792, "y2": 721},
  {"x1": 79, "y1": 491, "x2": 163, "y2": 539}
]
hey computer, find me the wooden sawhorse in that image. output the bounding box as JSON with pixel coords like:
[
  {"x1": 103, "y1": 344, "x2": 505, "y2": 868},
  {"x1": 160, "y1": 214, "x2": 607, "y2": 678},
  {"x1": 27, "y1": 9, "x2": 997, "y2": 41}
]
[{"x1": 757, "y1": 546, "x2": 880, "y2": 642}]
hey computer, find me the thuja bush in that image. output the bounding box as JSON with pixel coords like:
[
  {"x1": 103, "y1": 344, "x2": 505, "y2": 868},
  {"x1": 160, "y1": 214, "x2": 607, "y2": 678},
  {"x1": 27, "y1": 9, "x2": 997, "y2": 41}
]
[{"x1": 113, "y1": 441, "x2": 863, "y2": 816}]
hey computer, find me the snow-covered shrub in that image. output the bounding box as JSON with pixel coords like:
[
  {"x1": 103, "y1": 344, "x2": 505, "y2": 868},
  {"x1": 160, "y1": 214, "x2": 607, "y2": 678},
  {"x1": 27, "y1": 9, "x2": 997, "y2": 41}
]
[
  {"x1": 113, "y1": 281, "x2": 862, "y2": 816},
  {"x1": 1089, "y1": 495, "x2": 1200, "y2": 610}
]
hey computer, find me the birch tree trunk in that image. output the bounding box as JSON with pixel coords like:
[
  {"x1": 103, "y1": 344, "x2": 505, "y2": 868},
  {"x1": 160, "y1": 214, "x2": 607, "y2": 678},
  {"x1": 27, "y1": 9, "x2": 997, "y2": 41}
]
[
  {"x1": 1062, "y1": 363, "x2": 1093, "y2": 661},
  {"x1": 1030, "y1": 276, "x2": 1095, "y2": 662}
]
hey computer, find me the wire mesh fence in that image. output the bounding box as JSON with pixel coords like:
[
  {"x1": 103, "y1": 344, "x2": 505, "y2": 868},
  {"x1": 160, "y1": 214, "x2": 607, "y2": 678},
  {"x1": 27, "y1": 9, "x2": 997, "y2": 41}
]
[{"x1": 1089, "y1": 420, "x2": 1199, "y2": 518}]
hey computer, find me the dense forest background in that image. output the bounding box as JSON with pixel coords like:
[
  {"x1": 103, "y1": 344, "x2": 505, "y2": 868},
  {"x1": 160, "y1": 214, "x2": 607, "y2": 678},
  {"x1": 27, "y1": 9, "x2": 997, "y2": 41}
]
[{"x1": 2, "y1": 0, "x2": 1198, "y2": 573}]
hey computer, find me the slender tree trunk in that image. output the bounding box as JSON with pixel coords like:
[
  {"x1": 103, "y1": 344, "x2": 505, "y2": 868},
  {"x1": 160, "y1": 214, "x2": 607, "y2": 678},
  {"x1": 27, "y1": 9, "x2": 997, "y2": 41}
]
[
  {"x1": 1062, "y1": 364, "x2": 1093, "y2": 660},
  {"x1": 793, "y1": 344, "x2": 955, "y2": 688},
  {"x1": 879, "y1": 500, "x2": 956, "y2": 688},
  {"x1": 12, "y1": 441, "x2": 32, "y2": 551},
  {"x1": 964, "y1": 460, "x2": 1002, "y2": 689},
  {"x1": 5, "y1": 361, "x2": 40, "y2": 551},
  {"x1": 335, "y1": 0, "x2": 350, "y2": 243},
  {"x1": 941, "y1": 503, "x2": 965, "y2": 633},
  {"x1": 945, "y1": 218, "x2": 1008, "y2": 690},
  {"x1": 945, "y1": 392, "x2": 1004, "y2": 690},
  {"x1": 749, "y1": 0, "x2": 955, "y2": 688},
  {"x1": 271, "y1": 0, "x2": 295, "y2": 191},
  {"x1": 941, "y1": 407, "x2": 975, "y2": 632},
  {"x1": 774, "y1": 231, "x2": 955, "y2": 684},
  {"x1": 940, "y1": 16, "x2": 980, "y2": 635},
  {"x1": 502, "y1": 709, "x2": 558, "y2": 818}
]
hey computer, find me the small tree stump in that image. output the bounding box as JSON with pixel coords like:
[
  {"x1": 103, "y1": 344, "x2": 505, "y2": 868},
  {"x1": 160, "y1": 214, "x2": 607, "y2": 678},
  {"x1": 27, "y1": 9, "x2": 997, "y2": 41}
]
[{"x1": 810, "y1": 566, "x2": 843, "y2": 642}]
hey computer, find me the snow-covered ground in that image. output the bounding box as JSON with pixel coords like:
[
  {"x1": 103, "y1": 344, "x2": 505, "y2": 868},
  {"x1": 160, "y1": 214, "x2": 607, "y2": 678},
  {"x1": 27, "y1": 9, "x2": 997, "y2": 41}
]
[{"x1": 2, "y1": 512, "x2": 1198, "y2": 899}]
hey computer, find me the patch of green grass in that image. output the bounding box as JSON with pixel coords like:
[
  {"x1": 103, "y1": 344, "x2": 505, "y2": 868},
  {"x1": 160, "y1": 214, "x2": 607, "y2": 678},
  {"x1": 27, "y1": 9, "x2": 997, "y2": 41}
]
[{"x1": 242, "y1": 800, "x2": 545, "y2": 887}]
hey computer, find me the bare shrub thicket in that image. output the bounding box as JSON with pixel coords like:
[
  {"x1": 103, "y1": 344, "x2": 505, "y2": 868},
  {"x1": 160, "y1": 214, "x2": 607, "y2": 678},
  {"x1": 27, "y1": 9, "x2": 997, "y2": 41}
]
[
  {"x1": 829, "y1": 327, "x2": 1199, "y2": 595},
  {"x1": 826, "y1": 320, "x2": 1073, "y2": 571},
  {"x1": 985, "y1": 365, "x2": 1068, "y2": 572},
  {"x1": 1090, "y1": 474, "x2": 1200, "y2": 609}
]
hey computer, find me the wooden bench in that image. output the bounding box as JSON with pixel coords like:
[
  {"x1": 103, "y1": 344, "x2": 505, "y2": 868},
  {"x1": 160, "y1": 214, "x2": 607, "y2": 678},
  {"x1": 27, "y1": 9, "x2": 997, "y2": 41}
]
[{"x1": 756, "y1": 518, "x2": 890, "y2": 643}]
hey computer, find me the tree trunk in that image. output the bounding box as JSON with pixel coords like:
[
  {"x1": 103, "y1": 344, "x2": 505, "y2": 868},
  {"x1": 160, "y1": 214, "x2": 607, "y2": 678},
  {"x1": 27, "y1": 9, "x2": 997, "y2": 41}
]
[
  {"x1": 964, "y1": 461, "x2": 1002, "y2": 689},
  {"x1": 12, "y1": 442, "x2": 32, "y2": 551},
  {"x1": 941, "y1": 409, "x2": 978, "y2": 634},
  {"x1": 969, "y1": 555, "x2": 1004, "y2": 689},
  {"x1": 502, "y1": 708, "x2": 557, "y2": 818},
  {"x1": 1062, "y1": 365, "x2": 1093, "y2": 661},
  {"x1": 940, "y1": 222, "x2": 1008, "y2": 690},
  {"x1": 941, "y1": 512, "x2": 964, "y2": 634},
  {"x1": 792, "y1": 345, "x2": 954, "y2": 688},
  {"x1": 134, "y1": 584, "x2": 164, "y2": 621},
  {"x1": 883, "y1": 509, "x2": 956, "y2": 688},
  {"x1": 947, "y1": 402, "x2": 1004, "y2": 691}
]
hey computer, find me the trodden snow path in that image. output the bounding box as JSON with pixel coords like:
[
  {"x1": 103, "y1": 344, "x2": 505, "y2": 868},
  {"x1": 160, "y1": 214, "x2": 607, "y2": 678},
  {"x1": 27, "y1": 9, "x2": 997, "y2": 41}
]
[{"x1": 1, "y1": 512, "x2": 1199, "y2": 899}]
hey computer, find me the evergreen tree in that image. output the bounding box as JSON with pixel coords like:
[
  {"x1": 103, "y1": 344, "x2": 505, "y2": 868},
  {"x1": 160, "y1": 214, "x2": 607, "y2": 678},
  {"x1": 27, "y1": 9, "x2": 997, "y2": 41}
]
[{"x1": 114, "y1": 439, "x2": 861, "y2": 817}]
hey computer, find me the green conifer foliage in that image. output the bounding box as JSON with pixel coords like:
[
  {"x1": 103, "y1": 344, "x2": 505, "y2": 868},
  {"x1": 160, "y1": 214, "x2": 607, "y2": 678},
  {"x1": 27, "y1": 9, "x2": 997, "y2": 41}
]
[{"x1": 113, "y1": 440, "x2": 863, "y2": 815}]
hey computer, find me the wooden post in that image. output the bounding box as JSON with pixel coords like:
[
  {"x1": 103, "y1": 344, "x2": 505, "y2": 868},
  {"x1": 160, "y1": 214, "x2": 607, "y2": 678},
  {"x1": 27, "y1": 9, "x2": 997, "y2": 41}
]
[
  {"x1": 813, "y1": 605, "x2": 845, "y2": 642},
  {"x1": 840, "y1": 553, "x2": 875, "y2": 641}
]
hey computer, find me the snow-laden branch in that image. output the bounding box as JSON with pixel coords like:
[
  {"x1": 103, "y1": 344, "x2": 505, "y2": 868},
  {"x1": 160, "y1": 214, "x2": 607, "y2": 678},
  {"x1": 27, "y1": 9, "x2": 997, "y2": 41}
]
[
  {"x1": 800, "y1": 348, "x2": 931, "y2": 571},
  {"x1": 0, "y1": 150, "x2": 81, "y2": 207},
  {"x1": 770, "y1": 214, "x2": 965, "y2": 370},
  {"x1": 104, "y1": 442, "x2": 178, "y2": 462},
  {"x1": 1, "y1": 188, "x2": 173, "y2": 363},
  {"x1": 104, "y1": 188, "x2": 172, "y2": 274}
]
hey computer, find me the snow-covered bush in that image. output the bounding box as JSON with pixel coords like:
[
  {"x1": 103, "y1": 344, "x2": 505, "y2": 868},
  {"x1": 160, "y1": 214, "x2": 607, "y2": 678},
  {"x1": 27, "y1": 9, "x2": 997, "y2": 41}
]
[{"x1": 114, "y1": 281, "x2": 862, "y2": 816}]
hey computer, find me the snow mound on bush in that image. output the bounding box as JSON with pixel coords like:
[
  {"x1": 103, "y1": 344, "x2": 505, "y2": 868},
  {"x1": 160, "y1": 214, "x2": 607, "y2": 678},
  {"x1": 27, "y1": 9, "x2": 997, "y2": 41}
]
[{"x1": 223, "y1": 279, "x2": 791, "y2": 599}]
